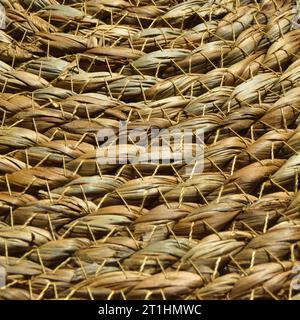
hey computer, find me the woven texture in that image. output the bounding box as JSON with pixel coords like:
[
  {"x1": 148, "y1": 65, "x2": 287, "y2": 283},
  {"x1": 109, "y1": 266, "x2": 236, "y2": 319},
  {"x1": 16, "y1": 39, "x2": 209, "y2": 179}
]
[{"x1": 0, "y1": 0, "x2": 300, "y2": 300}]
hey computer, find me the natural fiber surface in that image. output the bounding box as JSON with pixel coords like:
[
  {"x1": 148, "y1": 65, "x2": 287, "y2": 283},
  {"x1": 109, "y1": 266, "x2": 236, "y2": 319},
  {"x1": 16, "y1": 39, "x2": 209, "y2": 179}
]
[{"x1": 0, "y1": 0, "x2": 300, "y2": 300}]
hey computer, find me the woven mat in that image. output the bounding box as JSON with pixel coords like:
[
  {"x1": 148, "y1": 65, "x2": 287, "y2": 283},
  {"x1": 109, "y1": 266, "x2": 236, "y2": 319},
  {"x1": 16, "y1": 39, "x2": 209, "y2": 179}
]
[{"x1": 0, "y1": 0, "x2": 300, "y2": 300}]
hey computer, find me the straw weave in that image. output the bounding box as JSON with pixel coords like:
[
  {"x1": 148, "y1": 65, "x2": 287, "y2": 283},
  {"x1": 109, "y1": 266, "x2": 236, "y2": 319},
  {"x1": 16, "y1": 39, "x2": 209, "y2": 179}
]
[{"x1": 0, "y1": 0, "x2": 300, "y2": 300}]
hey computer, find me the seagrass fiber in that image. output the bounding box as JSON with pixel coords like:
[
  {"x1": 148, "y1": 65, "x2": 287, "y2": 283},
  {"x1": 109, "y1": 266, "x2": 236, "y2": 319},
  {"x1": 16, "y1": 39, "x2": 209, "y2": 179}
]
[{"x1": 0, "y1": 0, "x2": 300, "y2": 300}]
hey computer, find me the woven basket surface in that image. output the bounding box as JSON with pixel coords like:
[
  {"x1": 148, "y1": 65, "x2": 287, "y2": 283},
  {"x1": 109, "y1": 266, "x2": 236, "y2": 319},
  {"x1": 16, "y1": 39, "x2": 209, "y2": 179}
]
[{"x1": 0, "y1": 0, "x2": 300, "y2": 300}]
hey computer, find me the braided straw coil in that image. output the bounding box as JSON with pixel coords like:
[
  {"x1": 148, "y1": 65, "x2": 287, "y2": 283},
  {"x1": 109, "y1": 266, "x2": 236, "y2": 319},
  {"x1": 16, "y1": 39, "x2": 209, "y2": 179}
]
[{"x1": 0, "y1": 0, "x2": 300, "y2": 301}]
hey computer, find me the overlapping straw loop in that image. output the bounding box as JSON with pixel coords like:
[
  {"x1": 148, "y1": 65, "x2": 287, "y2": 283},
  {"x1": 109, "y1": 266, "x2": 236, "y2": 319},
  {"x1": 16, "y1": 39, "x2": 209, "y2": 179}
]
[{"x1": 0, "y1": 0, "x2": 300, "y2": 300}]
